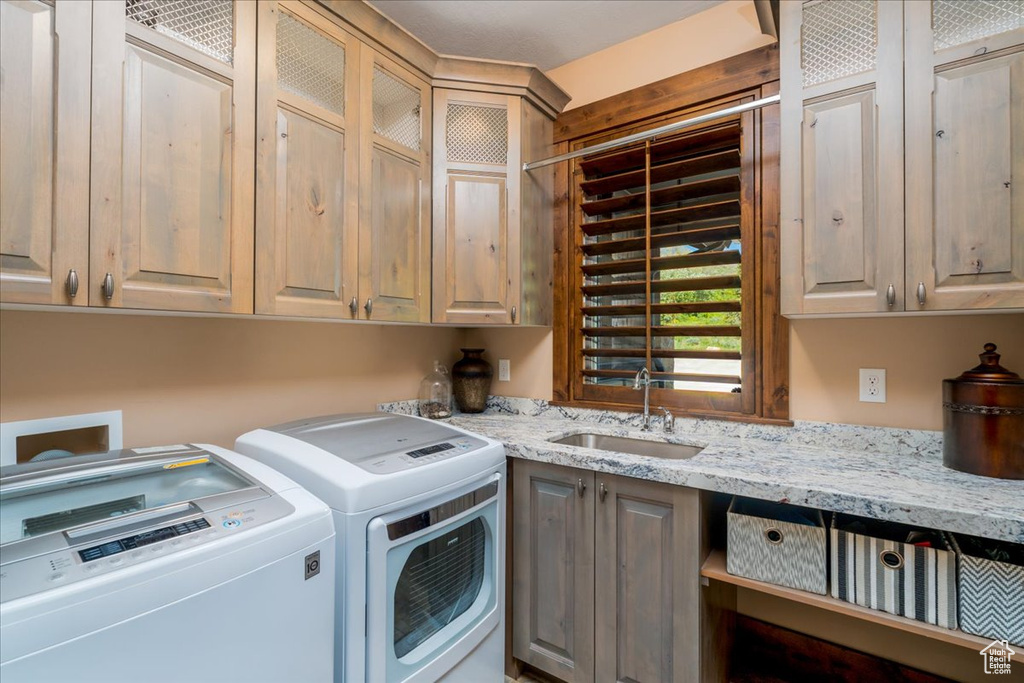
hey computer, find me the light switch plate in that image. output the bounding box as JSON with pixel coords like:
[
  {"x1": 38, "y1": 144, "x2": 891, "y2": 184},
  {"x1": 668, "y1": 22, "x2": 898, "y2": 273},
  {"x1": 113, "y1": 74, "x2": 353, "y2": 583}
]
[
  {"x1": 859, "y1": 368, "x2": 886, "y2": 403},
  {"x1": 498, "y1": 359, "x2": 510, "y2": 382}
]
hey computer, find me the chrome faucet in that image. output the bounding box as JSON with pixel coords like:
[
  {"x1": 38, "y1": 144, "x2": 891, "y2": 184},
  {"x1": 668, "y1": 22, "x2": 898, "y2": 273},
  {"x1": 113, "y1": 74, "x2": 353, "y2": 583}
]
[{"x1": 633, "y1": 367, "x2": 652, "y2": 430}]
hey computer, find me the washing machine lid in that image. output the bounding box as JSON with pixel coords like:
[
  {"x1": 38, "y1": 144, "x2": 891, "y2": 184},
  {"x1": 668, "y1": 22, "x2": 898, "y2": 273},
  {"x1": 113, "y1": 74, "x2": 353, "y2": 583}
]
[{"x1": 266, "y1": 413, "x2": 489, "y2": 475}]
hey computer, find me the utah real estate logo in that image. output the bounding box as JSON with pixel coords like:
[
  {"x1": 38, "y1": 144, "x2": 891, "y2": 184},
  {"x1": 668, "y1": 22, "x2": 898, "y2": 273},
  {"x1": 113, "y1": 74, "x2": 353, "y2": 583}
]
[{"x1": 980, "y1": 639, "x2": 1015, "y2": 675}]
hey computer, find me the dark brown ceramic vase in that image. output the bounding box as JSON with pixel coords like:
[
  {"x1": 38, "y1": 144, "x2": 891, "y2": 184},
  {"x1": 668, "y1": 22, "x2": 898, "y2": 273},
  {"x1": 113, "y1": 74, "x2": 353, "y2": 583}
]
[
  {"x1": 452, "y1": 348, "x2": 493, "y2": 413},
  {"x1": 942, "y1": 343, "x2": 1024, "y2": 479}
]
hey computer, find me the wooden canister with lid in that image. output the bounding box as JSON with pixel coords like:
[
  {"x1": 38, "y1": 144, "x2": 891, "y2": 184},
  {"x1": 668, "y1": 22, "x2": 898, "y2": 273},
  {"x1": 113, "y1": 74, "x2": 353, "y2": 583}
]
[{"x1": 942, "y1": 344, "x2": 1024, "y2": 479}]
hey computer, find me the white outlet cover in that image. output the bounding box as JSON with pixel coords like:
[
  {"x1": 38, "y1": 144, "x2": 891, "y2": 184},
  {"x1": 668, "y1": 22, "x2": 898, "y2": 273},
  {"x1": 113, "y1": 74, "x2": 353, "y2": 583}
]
[
  {"x1": 859, "y1": 368, "x2": 886, "y2": 403},
  {"x1": 498, "y1": 359, "x2": 511, "y2": 382}
]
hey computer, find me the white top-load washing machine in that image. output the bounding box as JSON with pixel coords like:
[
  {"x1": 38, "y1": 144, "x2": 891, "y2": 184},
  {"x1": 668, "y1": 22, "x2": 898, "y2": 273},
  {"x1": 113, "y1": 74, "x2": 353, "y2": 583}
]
[
  {"x1": 236, "y1": 413, "x2": 506, "y2": 683},
  {"x1": 0, "y1": 444, "x2": 336, "y2": 683}
]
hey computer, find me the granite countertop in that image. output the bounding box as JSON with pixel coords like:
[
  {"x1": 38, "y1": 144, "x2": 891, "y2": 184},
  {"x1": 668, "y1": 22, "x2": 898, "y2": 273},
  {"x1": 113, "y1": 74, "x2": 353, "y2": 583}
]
[{"x1": 381, "y1": 398, "x2": 1024, "y2": 543}]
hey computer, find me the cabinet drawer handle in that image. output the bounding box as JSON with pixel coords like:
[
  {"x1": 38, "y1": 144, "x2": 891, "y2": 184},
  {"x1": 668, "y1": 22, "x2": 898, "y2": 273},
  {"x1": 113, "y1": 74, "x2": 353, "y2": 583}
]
[
  {"x1": 598, "y1": 482, "x2": 607, "y2": 502},
  {"x1": 364, "y1": 297, "x2": 373, "y2": 316},
  {"x1": 66, "y1": 269, "x2": 79, "y2": 299},
  {"x1": 511, "y1": 305, "x2": 517, "y2": 324},
  {"x1": 885, "y1": 284, "x2": 895, "y2": 308},
  {"x1": 916, "y1": 282, "x2": 926, "y2": 306},
  {"x1": 879, "y1": 549, "x2": 904, "y2": 570},
  {"x1": 349, "y1": 297, "x2": 358, "y2": 316},
  {"x1": 101, "y1": 273, "x2": 114, "y2": 301},
  {"x1": 576, "y1": 478, "x2": 586, "y2": 498},
  {"x1": 764, "y1": 527, "x2": 784, "y2": 545}
]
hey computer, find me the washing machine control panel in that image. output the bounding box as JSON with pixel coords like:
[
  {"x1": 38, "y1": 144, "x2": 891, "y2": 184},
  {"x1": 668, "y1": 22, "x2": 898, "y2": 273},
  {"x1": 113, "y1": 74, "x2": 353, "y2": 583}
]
[
  {"x1": 362, "y1": 435, "x2": 488, "y2": 473},
  {"x1": 0, "y1": 494, "x2": 295, "y2": 602}
]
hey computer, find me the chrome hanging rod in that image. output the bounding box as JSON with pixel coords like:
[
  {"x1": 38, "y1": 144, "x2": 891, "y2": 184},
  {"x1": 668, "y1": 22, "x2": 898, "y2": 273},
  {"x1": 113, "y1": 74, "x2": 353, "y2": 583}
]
[{"x1": 523, "y1": 94, "x2": 781, "y2": 172}]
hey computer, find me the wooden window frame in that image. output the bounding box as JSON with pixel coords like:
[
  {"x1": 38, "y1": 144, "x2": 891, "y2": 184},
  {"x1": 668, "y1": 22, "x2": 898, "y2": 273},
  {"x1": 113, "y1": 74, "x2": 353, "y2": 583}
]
[{"x1": 551, "y1": 46, "x2": 789, "y2": 424}]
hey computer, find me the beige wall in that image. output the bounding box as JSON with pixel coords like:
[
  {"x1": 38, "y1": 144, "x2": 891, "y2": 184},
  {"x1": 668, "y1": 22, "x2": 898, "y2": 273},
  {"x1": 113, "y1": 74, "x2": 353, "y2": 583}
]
[
  {"x1": 790, "y1": 314, "x2": 1024, "y2": 430},
  {"x1": 545, "y1": 1, "x2": 775, "y2": 111},
  {"x1": 463, "y1": 327, "x2": 554, "y2": 401},
  {"x1": 0, "y1": 311, "x2": 462, "y2": 449}
]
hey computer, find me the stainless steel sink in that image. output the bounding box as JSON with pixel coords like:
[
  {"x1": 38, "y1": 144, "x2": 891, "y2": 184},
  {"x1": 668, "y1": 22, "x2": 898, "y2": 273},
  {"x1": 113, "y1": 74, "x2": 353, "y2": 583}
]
[{"x1": 549, "y1": 433, "x2": 704, "y2": 460}]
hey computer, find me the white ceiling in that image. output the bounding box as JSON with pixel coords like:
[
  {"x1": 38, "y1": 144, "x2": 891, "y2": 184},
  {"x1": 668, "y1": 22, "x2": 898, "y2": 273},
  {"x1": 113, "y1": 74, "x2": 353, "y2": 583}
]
[{"x1": 366, "y1": 1, "x2": 725, "y2": 71}]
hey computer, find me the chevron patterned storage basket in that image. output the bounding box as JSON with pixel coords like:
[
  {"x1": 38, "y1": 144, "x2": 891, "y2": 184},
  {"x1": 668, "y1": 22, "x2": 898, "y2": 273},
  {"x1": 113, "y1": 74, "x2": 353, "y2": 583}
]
[
  {"x1": 950, "y1": 534, "x2": 1024, "y2": 647},
  {"x1": 831, "y1": 514, "x2": 957, "y2": 629},
  {"x1": 727, "y1": 498, "x2": 827, "y2": 595}
]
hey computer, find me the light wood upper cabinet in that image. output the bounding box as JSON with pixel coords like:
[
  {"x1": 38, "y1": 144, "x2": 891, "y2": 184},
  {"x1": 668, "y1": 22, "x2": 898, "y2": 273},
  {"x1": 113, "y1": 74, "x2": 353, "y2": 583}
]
[
  {"x1": 0, "y1": 0, "x2": 91, "y2": 306},
  {"x1": 905, "y1": 1, "x2": 1024, "y2": 311},
  {"x1": 782, "y1": 0, "x2": 1024, "y2": 315},
  {"x1": 512, "y1": 460, "x2": 700, "y2": 683},
  {"x1": 780, "y1": 0, "x2": 904, "y2": 315},
  {"x1": 358, "y1": 48, "x2": 431, "y2": 322},
  {"x1": 255, "y1": 1, "x2": 360, "y2": 318},
  {"x1": 90, "y1": 0, "x2": 255, "y2": 313},
  {"x1": 432, "y1": 89, "x2": 554, "y2": 325}
]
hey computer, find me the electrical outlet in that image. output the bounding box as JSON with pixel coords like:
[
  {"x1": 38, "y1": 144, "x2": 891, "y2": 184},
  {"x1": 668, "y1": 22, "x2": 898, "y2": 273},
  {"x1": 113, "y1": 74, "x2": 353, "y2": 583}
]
[
  {"x1": 859, "y1": 368, "x2": 886, "y2": 403},
  {"x1": 498, "y1": 359, "x2": 511, "y2": 382}
]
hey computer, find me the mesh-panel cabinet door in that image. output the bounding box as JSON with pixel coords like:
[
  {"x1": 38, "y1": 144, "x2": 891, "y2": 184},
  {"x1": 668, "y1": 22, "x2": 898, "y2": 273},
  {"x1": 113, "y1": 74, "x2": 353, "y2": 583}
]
[
  {"x1": 780, "y1": 0, "x2": 905, "y2": 315},
  {"x1": 904, "y1": 0, "x2": 1024, "y2": 311},
  {"x1": 90, "y1": 0, "x2": 256, "y2": 313},
  {"x1": 432, "y1": 89, "x2": 521, "y2": 325},
  {"x1": 254, "y1": 1, "x2": 360, "y2": 319},
  {"x1": 358, "y1": 48, "x2": 432, "y2": 322}
]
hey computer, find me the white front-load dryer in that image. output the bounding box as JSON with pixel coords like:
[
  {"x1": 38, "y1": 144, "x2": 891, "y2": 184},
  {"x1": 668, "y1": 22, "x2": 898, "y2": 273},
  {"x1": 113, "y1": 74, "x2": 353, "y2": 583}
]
[{"x1": 236, "y1": 412, "x2": 506, "y2": 683}]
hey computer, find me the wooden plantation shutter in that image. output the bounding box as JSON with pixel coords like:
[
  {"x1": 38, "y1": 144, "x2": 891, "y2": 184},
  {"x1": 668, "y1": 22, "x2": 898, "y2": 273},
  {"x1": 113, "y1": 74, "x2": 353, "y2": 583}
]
[{"x1": 572, "y1": 109, "x2": 757, "y2": 414}]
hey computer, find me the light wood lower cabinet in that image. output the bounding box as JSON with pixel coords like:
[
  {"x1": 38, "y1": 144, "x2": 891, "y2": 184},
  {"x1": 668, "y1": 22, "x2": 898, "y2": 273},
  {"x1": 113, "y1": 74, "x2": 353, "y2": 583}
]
[
  {"x1": 512, "y1": 460, "x2": 700, "y2": 683},
  {"x1": 0, "y1": 0, "x2": 91, "y2": 306}
]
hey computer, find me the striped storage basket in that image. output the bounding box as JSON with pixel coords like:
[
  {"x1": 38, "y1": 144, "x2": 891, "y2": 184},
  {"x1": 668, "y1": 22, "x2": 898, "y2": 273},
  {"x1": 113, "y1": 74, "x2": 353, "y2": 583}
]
[
  {"x1": 831, "y1": 513, "x2": 957, "y2": 629},
  {"x1": 950, "y1": 534, "x2": 1024, "y2": 647},
  {"x1": 727, "y1": 497, "x2": 827, "y2": 595}
]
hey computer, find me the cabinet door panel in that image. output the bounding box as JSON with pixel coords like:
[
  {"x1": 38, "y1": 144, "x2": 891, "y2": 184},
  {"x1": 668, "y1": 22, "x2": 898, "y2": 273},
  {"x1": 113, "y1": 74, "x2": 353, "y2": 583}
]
[
  {"x1": 512, "y1": 461, "x2": 594, "y2": 683},
  {"x1": 905, "y1": 0, "x2": 1024, "y2": 310},
  {"x1": 255, "y1": 2, "x2": 358, "y2": 318},
  {"x1": 0, "y1": 0, "x2": 90, "y2": 305},
  {"x1": 358, "y1": 49, "x2": 430, "y2": 322},
  {"x1": 444, "y1": 173, "x2": 509, "y2": 318},
  {"x1": 125, "y1": 47, "x2": 232, "y2": 285},
  {"x1": 802, "y1": 92, "x2": 875, "y2": 291},
  {"x1": 90, "y1": 1, "x2": 254, "y2": 313},
  {"x1": 595, "y1": 475, "x2": 699, "y2": 683}
]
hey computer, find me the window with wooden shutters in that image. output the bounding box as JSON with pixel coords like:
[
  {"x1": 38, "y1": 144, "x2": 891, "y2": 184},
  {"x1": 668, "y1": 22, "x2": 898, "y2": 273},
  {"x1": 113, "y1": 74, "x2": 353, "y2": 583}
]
[
  {"x1": 553, "y1": 51, "x2": 788, "y2": 423},
  {"x1": 574, "y1": 117, "x2": 754, "y2": 413}
]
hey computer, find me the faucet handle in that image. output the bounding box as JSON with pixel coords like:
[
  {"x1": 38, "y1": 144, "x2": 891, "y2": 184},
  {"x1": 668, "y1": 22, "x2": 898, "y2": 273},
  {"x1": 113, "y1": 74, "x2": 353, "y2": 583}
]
[{"x1": 657, "y1": 406, "x2": 674, "y2": 433}]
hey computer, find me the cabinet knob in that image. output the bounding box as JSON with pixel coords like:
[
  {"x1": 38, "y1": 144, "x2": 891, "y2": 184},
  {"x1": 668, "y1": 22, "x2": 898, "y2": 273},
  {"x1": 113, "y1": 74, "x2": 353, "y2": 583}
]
[
  {"x1": 598, "y1": 482, "x2": 607, "y2": 502},
  {"x1": 576, "y1": 478, "x2": 586, "y2": 498},
  {"x1": 916, "y1": 282, "x2": 926, "y2": 306},
  {"x1": 349, "y1": 297, "x2": 358, "y2": 316},
  {"x1": 101, "y1": 273, "x2": 114, "y2": 301},
  {"x1": 65, "y1": 269, "x2": 79, "y2": 299},
  {"x1": 511, "y1": 306, "x2": 517, "y2": 324},
  {"x1": 364, "y1": 298, "x2": 373, "y2": 317},
  {"x1": 886, "y1": 284, "x2": 895, "y2": 308}
]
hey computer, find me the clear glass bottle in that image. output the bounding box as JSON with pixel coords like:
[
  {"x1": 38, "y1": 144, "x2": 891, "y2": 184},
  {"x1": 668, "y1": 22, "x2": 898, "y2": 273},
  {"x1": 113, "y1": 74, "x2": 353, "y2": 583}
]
[{"x1": 418, "y1": 361, "x2": 453, "y2": 419}]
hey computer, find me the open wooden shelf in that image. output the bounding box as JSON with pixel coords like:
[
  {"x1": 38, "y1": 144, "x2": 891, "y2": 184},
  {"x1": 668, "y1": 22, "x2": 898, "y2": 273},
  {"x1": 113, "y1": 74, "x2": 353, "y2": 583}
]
[{"x1": 701, "y1": 549, "x2": 993, "y2": 651}]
